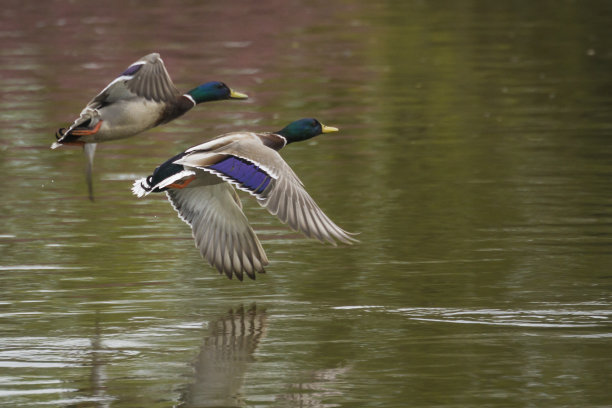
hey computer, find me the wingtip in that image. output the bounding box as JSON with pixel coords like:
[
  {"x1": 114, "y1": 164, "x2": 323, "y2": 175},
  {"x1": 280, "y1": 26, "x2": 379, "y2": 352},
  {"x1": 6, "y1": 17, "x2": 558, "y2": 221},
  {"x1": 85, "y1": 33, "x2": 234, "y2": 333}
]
[
  {"x1": 319, "y1": 229, "x2": 360, "y2": 246},
  {"x1": 244, "y1": 267, "x2": 264, "y2": 281},
  {"x1": 338, "y1": 230, "x2": 360, "y2": 245},
  {"x1": 138, "y1": 52, "x2": 161, "y2": 63},
  {"x1": 222, "y1": 268, "x2": 234, "y2": 280},
  {"x1": 345, "y1": 230, "x2": 361, "y2": 244},
  {"x1": 217, "y1": 262, "x2": 266, "y2": 282}
]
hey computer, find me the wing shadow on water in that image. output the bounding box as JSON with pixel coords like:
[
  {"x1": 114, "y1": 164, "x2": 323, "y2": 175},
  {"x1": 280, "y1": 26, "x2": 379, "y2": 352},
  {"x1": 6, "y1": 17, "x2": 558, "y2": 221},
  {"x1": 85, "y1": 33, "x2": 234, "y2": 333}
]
[{"x1": 178, "y1": 304, "x2": 268, "y2": 408}]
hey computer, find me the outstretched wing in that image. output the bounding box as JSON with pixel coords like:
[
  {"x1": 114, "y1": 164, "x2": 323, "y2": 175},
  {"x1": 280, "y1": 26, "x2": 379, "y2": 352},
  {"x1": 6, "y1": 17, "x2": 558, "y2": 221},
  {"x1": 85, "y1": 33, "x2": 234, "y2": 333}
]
[
  {"x1": 122, "y1": 53, "x2": 179, "y2": 102},
  {"x1": 175, "y1": 135, "x2": 358, "y2": 245},
  {"x1": 87, "y1": 52, "x2": 179, "y2": 109},
  {"x1": 166, "y1": 182, "x2": 269, "y2": 281}
]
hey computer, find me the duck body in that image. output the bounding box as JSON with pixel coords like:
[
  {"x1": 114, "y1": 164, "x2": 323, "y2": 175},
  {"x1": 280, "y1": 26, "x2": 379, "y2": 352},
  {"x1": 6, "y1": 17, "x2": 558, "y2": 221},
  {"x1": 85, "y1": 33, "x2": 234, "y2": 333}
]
[
  {"x1": 52, "y1": 52, "x2": 248, "y2": 199},
  {"x1": 58, "y1": 97, "x2": 186, "y2": 144},
  {"x1": 132, "y1": 118, "x2": 357, "y2": 281},
  {"x1": 53, "y1": 52, "x2": 247, "y2": 147}
]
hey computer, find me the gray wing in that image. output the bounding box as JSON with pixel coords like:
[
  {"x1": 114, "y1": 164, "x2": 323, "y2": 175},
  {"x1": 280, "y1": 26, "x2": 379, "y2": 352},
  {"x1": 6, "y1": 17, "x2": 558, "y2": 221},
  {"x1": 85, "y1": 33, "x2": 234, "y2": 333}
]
[
  {"x1": 259, "y1": 168, "x2": 358, "y2": 245},
  {"x1": 123, "y1": 53, "x2": 179, "y2": 102},
  {"x1": 176, "y1": 135, "x2": 358, "y2": 245},
  {"x1": 87, "y1": 53, "x2": 179, "y2": 109},
  {"x1": 166, "y1": 182, "x2": 268, "y2": 280}
]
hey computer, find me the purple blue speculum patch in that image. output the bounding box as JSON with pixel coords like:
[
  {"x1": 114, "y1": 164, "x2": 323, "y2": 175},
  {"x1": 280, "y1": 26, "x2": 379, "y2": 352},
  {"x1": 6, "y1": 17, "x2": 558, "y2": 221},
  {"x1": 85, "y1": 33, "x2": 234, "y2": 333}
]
[
  {"x1": 210, "y1": 156, "x2": 271, "y2": 194},
  {"x1": 122, "y1": 63, "x2": 143, "y2": 76}
]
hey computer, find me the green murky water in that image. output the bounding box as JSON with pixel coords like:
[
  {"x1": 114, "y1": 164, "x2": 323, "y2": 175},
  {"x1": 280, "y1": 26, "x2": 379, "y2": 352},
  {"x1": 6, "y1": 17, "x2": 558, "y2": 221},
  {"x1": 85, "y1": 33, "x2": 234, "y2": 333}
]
[{"x1": 1, "y1": 1, "x2": 611, "y2": 407}]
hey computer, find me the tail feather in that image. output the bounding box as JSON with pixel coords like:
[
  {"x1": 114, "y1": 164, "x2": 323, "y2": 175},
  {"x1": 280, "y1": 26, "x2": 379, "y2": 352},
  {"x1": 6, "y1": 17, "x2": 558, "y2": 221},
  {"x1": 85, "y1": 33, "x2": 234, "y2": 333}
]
[
  {"x1": 52, "y1": 126, "x2": 81, "y2": 148},
  {"x1": 53, "y1": 128, "x2": 83, "y2": 146},
  {"x1": 132, "y1": 176, "x2": 153, "y2": 198},
  {"x1": 132, "y1": 152, "x2": 196, "y2": 198},
  {"x1": 51, "y1": 128, "x2": 67, "y2": 149},
  {"x1": 54, "y1": 110, "x2": 98, "y2": 146},
  {"x1": 56, "y1": 128, "x2": 66, "y2": 139}
]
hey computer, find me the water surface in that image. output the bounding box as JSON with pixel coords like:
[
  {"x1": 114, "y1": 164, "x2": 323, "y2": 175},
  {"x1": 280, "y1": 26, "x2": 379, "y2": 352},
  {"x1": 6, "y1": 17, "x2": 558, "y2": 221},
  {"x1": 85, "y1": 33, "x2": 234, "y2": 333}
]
[{"x1": 1, "y1": 1, "x2": 611, "y2": 407}]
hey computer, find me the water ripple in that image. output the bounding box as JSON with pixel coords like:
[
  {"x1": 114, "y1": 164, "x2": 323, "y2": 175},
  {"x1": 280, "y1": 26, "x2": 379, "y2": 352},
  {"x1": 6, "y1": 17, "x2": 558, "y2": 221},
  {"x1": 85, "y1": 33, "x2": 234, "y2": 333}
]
[
  {"x1": 397, "y1": 307, "x2": 610, "y2": 328},
  {"x1": 333, "y1": 305, "x2": 610, "y2": 329}
]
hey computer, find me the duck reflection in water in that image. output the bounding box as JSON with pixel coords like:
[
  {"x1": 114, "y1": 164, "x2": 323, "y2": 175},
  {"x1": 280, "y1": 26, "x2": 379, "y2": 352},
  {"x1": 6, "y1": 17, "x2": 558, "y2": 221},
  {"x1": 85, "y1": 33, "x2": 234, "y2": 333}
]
[{"x1": 178, "y1": 304, "x2": 267, "y2": 407}]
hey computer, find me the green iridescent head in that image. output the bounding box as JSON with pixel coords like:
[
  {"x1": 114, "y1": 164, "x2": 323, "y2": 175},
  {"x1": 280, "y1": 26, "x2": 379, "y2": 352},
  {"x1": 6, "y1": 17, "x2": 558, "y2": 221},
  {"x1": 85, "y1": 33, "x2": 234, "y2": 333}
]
[
  {"x1": 275, "y1": 118, "x2": 339, "y2": 144},
  {"x1": 186, "y1": 81, "x2": 248, "y2": 104}
]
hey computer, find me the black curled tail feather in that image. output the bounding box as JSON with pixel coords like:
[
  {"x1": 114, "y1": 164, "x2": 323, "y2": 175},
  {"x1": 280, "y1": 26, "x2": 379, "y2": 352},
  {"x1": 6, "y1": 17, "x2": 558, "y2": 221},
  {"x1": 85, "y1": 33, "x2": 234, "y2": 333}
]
[
  {"x1": 55, "y1": 128, "x2": 66, "y2": 140},
  {"x1": 54, "y1": 128, "x2": 82, "y2": 144}
]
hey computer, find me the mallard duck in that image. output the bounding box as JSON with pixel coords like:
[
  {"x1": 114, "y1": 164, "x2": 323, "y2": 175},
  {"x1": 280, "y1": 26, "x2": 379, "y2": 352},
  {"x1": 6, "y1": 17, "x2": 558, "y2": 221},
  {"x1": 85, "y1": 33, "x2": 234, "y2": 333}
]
[
  {"x1": 51, "y1": 52, "x2": 248, "y2": 200},
  {"x1": 132, "y1": 118, "x2": 357, "y2": 281}
]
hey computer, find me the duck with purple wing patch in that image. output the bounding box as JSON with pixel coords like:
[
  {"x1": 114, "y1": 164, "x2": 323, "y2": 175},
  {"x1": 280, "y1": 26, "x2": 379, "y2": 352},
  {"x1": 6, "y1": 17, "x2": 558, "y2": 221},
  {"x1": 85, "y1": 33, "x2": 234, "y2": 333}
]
[
  {"x1": 132, "y1": 118, "x2": 358, "y2": 281},
  {"x1": 52, "y1": 52, "x2": 248, "y2": 200}
]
